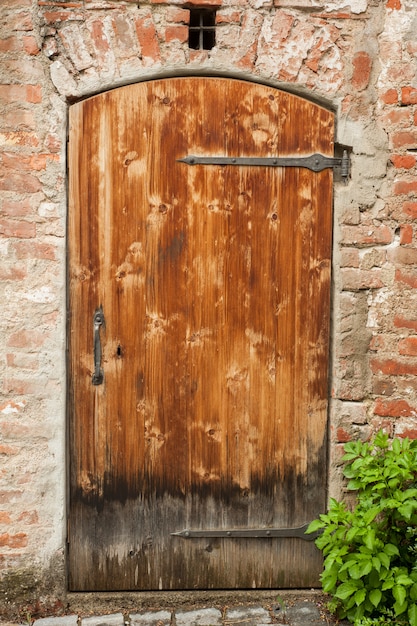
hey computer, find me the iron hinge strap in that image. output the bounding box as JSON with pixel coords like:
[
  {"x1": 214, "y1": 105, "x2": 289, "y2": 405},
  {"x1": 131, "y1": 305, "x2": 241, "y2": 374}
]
[
  {"x1": 178, "y1": 151, "x2": 350, "y2": 181},
  {"x1": 171, "y1": 523, "x2": 317, "y2": 541}
]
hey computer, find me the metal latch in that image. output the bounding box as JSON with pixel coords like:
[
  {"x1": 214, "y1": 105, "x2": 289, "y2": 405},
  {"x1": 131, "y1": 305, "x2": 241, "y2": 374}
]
[
  {"x1": 178, "y1": 151, "x2": 350, "y2": 182},
  {"x1": 171, "y1": 523, "x2": 316, "y2": 541}
]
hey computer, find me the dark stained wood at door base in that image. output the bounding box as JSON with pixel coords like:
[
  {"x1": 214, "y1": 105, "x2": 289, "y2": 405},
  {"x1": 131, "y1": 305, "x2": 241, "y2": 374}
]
[{"x1": 68, "y1": 77, "x2": 334, "y2": 590}]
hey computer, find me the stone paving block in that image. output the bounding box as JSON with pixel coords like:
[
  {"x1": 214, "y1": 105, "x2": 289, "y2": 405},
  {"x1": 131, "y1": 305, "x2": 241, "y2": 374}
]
[
  {"x1": 174, "y1": 608, "x2": 222, "y2": 626},
  {"x1": 284, "y1": 601, "x2": 323, "y2": 626},
  {"x1": 130, "y1": 611, "x2": 171, "y2": 626},
  {"x1": 81, "y1": 614, "x2": 124, "y2": 626},
  {"x1": 33, "y1": 617, "x2": 79, "y2": 626},
  {"x1": 224, "y1": 607, "x2": 271, "y2": 626}
]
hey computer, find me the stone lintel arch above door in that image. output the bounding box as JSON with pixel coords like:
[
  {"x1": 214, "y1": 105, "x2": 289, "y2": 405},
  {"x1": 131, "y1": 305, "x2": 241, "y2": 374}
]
[{"x1": 68, "y1": 76, "x2": 334, "y2": 591}]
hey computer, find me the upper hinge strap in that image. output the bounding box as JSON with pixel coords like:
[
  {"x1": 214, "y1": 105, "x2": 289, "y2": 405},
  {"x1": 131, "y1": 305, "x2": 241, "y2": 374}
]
[{"x1": 178, "y1": 151, "x2": 350, "y2": 181}]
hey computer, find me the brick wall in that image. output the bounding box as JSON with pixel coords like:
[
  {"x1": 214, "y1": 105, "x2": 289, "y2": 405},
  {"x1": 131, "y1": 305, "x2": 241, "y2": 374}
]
[{"x1": 1, "y1": 0, "x2": 417, "y2": 610}]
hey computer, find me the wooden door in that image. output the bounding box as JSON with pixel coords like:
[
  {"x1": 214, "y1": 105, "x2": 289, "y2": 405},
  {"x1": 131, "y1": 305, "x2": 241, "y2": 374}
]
[{"x1": 68, "y1": 77, "x2": 334, "y2": 591}]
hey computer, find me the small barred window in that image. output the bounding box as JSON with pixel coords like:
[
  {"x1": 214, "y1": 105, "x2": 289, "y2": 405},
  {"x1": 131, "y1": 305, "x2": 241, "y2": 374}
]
[{"x1": 188, "y1": 9, "x2": 216, "y2": 51}]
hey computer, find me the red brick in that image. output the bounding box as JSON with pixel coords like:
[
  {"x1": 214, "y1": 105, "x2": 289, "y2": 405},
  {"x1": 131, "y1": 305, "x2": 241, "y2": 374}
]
[
  {"x1": 0, "y1": 445, "x2": 18, "y2": 456},
  {"x1": 380, "y1": 88, "x2": 398, "y2": 104},
  {"x1": 313, "y1": 12, "x2": 353, "y2": 19},
  {"x1": 237, "y1": 43, "x2": 257, "y2": 72},
  {"x1": 2, "y1": 379, "x2": 37, "y2": 395},
  {"x1": 164, "y1": 25, "x2": 188, "y2": 43},
  {"x1": 0, "y1": 84, "x2": 41, "y2": 105},
  {"x1": 18, "y1": 511, "x2": 39, "y2": 524},
  {"x1": 23, "y1": 35, "x2": 40, "y2": 55},
  {"x1": 401, "y1": 86, "x2": 417, "y2": 105},
  {"x1": 397, "y1": 428, "x2": 417, "y2": 439},
  {"x1": 216, "y1": 11, "x2": 241, "y2": 23},
  {"x1": 0, "y1": 266, "x2": 27, "y2": 281},
  {"x1": 381, "y1": 109, "x2": 411, "y2": 127},
  {"x1": 394, "y1": 179, "x2": 417, "y2": 195},
  {"x1": 44, "y1": 134, "x2": 61, "y2": 153},
  {"x1": 13, "y1": 241, "x2": 56, "y2": 260},
  {"x1": 371, "y1": 358, "x2": 417, "y2": 376},
  {"x1": 394, "y1": 315, "x2": 417, "y2": 331},
  {"x1": 0, "y1": 173, "x2": 41, "y2": 194},
  {"x1": 398, "y1": 337, "x2": 417, "y2": 356},
  {"x1": 1, "y1": 153, "x2": 59, "y2": 172},
  {"x1": 3, "y1": 0, "x2": 31, "y2": 5},
  {"x1": 392, "y1": 131, "x2": 417, "y2": 149},
  {"x1": 400, "y1": 224, "x2": 413, "y2": 244},
  {"x1": 0, "y1": 490, "x2": 23, "y2": 504},
  {"x1": 167, "y1": 7, "x2": 190, "y2": 22},
  {"x1": 0, "y1": 36, "x2": 22, "y2": 53},
  {"x1": 112, "y1": 15, "x2": 137, "y2": 52},
  {"x1": 372, "y1": 379, "x2": 395, "y2": 396},
  {"x1": 0, "y1": 199, "x2": 32, "y2": 217},
  {"x1": 1, "y1": 109, "x2": 36, "y2": 130},
  {"x1": 403, "y1": 201, "x2": 417, "y2": 218},
  {"x1": 351, "y1": 51, "x2": 372, "y2": 91},
  {"x1": 7, "y1": 330, "x2": 47, "y2": 348},
  {"x1": 341, "y1": 268, "x2": 384, "y2": 290},
  {"x1": 89, "y1": 20, "x2": 111, "y2": 56},
  {"x1": 341, "y1": 224, "x2": 392, "y2": 247},
  {"x1": 390, "y1": 154, "x2": 416, "y2": 169},
  {"x1": 395, "y1": 269, "x2": 417, "y2": 288},
  {"x1": 6, "y1": 353, "x2": 39, "y2": 370},
  {"x1": 0, "y1": 533, "x2": 28, "y2": 549},
  {"x1": 374, "y1": 398, "x2": 413, "y2": 417},
  {"x1": 135, "y1": 15, "x2": 161, "y2": 64},
  {"x1": 38, "y1": 1, "x2": 81, "y2": 5},
  {"x1": 336, "y1": 427, "x2": 351, "y2": 443},
  {"x1": 0, "y1": 219, "x2": 36, "y2": 238},
  {"x1": 340, "y1": 248, "x2": 360, "y2": 268},
  {"x1": 0, "y1": 131, "x2": 39, "y2": 147},
  {"x1": 389, "y1": 247, "x2": 417, "y2": 265},
  {"x1": 41, "y1": 10, "x2": 84, "y2": 25},
  {"x1": 7, "y1": 12, "x2": 33, "y2": 31}
]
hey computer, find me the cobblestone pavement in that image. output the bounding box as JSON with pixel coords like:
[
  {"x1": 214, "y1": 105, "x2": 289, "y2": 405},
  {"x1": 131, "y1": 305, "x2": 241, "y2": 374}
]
[{"x1": 0, "y1": 599, "x2": 350, "y2": 626}]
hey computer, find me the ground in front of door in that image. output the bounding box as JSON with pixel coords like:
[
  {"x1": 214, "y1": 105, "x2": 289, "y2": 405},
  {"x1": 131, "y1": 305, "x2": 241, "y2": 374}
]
[{"x1": 0, "y1": 592, "x2": 350, "y2": 626}]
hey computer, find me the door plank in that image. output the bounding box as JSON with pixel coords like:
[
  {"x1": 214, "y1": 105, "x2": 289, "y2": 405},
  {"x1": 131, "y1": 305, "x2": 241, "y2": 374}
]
[{"x1": 68, "y1": 78, "x2": 334, "y2": 590}]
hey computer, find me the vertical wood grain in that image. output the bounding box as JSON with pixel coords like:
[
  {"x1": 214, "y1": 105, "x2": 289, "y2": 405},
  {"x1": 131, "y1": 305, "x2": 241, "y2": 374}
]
[{"x1": 68, "y1": 77, "x2": 334, "y2": 590}]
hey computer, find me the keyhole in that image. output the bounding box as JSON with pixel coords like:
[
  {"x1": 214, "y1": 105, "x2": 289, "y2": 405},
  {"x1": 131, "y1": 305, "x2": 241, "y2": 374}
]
[{"x1": 116, "y1": 345, "x2": 123, "y2": 358}]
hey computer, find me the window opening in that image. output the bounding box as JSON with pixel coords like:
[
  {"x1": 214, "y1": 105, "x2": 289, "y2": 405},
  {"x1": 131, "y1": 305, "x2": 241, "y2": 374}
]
[{"x1": 188, "y1": 9, "x2": 216, "y2": 51}]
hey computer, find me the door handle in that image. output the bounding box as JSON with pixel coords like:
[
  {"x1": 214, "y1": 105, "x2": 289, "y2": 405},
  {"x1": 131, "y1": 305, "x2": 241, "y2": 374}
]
[{"x1": 92, "y1": 307, "x2": 104, "y2": 385}]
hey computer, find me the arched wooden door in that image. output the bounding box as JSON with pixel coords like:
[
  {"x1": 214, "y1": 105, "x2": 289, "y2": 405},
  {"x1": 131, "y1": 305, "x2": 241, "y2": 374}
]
[{"x1": 68, "y1": 77, "x2": 334, "y2": 591}]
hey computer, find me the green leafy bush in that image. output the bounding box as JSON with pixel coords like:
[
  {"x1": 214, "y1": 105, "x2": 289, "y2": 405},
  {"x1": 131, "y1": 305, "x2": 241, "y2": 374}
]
[{"x1": 307, "y1": 431, "x2": 417, "y2": 625}]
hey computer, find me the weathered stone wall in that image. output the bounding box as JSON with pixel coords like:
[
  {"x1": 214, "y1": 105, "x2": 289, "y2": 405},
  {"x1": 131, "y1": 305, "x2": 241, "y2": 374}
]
[{"x1": 1, "y1": 0, "x2": 416, "y2": 609}]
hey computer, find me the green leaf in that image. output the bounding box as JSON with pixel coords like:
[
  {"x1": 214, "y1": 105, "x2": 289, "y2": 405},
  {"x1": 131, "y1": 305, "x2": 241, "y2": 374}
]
[
  {"x1": 410, "y1": 583, "x2": 417, "y2": 602},
  {"x1": 398, "y1": 502, "x2": 416, "y2": 520},
  {"x1": 384, "y1": 543, "x2": 400, "y2": 557},
  {"x1": 393, "y1": 584, "x2": 407, "y2": 606},
  {"x1": 369, "y1": 588, "x2": 382, "y2": 608},
  {"x1": 364, "y1": 529, "x2": 376, "y2": 551},
  {"x1": 378, "y1": 551, "x2": 390, "y2": 569},
  {"x1": 394, "y1": 599, "x2": 408, "y2": 616},
  {"x1": 372, "y1": 556, "x2": 381, "y2": 572},
  {"x1": 354, "y1": 588, "x2": 366, "y2": 606},
  {"x1": 335, "y1": 581, "x2": 358, "y2": 600},
  {"x1": 409, "y1": 603, "x2": 417, "y2": 626},
  {"x1": 393, "y1": 437, "x2": 402, "y2": 454},
  {"x1": 306, "y1": 519, "x2": 324, "y2": 533}
]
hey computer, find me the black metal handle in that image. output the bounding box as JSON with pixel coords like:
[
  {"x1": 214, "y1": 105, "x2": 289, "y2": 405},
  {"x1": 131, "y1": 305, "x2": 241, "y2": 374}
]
[{"x1": 92, "y1": 307, "x2": 104, "y2": 385}]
